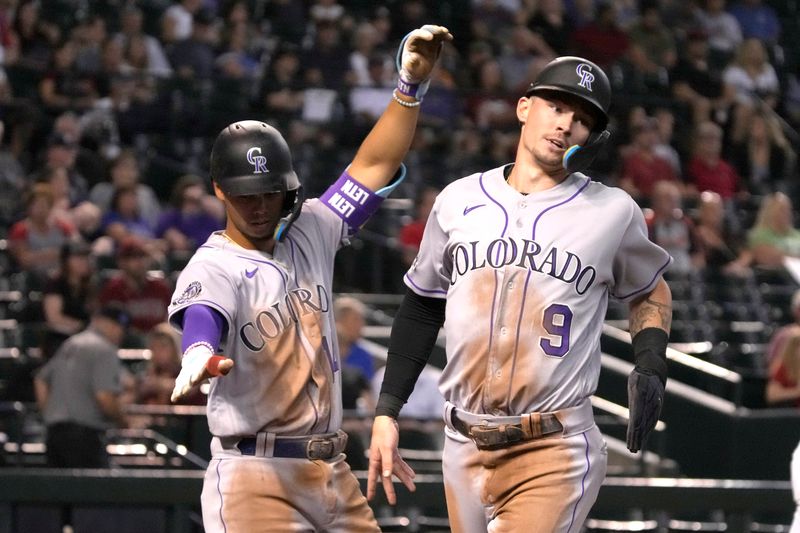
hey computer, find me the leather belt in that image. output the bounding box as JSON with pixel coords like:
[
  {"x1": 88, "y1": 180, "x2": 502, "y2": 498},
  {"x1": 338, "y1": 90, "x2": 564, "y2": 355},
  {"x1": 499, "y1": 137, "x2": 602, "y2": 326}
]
[
  {"x1": 236, "y1": 430, "x2": 347, "y2": 460},
  {"x1": 451, "y1": 409, "x2": 563, "y2": 450}
]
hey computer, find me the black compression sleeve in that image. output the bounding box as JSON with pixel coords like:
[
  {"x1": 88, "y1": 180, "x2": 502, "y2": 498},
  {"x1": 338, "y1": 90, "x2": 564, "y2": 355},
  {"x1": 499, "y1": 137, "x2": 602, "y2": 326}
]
[
  {"x1": 375, "y1": 288, "x2": 446, "y2": 418},
  {"x1": 631, "y1": 327, "x2": 669, "y2": 386}
]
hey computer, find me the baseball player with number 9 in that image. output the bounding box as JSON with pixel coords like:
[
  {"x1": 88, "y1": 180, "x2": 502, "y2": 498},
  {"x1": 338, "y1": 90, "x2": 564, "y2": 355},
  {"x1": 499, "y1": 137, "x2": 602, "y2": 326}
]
[
  {"x1": 368, "y1": 56, "x2": 674, "y2": 532},
  {"x1": 168, "y1": 24, "x2": 452, "y2": 532}
]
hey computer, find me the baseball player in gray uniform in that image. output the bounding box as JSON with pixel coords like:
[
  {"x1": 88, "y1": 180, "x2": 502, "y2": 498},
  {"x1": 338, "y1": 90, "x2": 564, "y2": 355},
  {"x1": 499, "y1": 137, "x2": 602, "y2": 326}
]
[
  {"x1": 368, "y1": 56, "x2": 674, "y2": 532},
  {"x1": 168, "y1": 25, "x2": 452, "y2": 532}
]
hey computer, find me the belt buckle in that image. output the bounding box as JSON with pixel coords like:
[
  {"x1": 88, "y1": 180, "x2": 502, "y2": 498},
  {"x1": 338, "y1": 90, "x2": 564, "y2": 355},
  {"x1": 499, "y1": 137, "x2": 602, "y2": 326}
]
[
  {"x1": 469, "y1": 423, "x2": 524, "y2": 450},
  {"x1": 306, "y1": 437, "x2": 335, "y2": 460}
]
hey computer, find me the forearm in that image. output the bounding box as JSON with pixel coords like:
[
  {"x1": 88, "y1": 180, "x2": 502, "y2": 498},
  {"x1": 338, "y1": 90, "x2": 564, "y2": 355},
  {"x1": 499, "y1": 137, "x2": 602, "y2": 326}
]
[
  {"x1": 628, "y1": 278, "x2": 672, "y2": 337},
  {"x1": 376, "y1": 288, "x2": 445, "y2": 417},
  {"x1": 348, "y1": 100, "x2": 420, "y2": 192}
]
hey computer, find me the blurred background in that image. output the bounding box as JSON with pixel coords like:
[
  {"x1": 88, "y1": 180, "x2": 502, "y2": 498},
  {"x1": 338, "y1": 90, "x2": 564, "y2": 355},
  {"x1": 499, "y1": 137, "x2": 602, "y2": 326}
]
[{"x1": 0, "y1": 0, "x2": 799, "y2": 531}]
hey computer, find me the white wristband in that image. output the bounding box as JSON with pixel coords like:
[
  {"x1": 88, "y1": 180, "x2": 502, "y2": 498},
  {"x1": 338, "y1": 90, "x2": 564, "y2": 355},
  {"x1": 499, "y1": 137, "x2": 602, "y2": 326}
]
[{"x1": 392, "y1": 89, "x2": 421, "y2": 108}]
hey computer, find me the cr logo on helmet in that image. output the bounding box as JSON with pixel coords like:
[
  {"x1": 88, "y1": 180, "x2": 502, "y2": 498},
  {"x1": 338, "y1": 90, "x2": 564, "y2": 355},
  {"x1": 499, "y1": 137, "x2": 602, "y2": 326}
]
[
  {"x1": 247, "y1": 147, "x2": 269, "y2": 174},
  {"x1": 575, "y1": 63, "x2": 595, "y2": 91}
]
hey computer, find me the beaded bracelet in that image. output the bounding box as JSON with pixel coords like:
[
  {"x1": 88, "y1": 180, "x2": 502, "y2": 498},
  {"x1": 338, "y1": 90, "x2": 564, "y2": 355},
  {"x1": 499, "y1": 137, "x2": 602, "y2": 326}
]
[{"x1": 391, "y1": 88, "x2": 422, "y2": 108}]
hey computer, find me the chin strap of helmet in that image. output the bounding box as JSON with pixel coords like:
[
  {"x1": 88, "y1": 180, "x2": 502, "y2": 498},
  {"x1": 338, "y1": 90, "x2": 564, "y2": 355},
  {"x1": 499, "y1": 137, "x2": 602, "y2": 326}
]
[
  {"x1": 562, "y1": 129, "x2": 611, "y2": 174},
  {"x1": 273, "y1": 186, "x2": 305, "y2": 242}
]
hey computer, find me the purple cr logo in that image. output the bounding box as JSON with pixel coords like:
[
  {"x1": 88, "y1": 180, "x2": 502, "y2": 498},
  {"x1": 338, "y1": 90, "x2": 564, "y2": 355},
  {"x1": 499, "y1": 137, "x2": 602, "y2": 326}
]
[
  {"x1": 575, "y1": 63, "x2": 595, "y2": 92},
  {"x1": 246, "y1": 147, "x2": 269, "y2": 174}
]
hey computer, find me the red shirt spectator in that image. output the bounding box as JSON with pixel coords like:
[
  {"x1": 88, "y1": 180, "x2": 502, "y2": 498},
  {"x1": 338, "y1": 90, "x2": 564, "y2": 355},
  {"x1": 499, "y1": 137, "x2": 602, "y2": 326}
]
[
  {"x1": 620, "y1": 118, "x2": 680, "y2": 200},
  {"x1": 98, "y1": 238, "x2": 170, "y2": 336},
  {"x1": 686, "y1": 121, "x2": 742, "y2": 199}
]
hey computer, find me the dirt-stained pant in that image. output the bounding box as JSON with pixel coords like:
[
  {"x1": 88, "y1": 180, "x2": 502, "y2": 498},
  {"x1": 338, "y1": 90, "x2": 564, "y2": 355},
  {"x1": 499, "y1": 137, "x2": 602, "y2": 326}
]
[
  {"x1": 201, "y1": 453, "x2": 379, "y2": 533},
  {"x1": 442, "y1": 418, "x2": 607, "y2": 533}
]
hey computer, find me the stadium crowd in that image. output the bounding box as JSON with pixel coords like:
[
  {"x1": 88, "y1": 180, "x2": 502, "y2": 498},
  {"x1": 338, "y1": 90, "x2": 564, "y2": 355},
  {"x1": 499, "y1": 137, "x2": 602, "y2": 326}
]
[{"x1": 0, "y1": 0, "x2": 800, "y2": 428}]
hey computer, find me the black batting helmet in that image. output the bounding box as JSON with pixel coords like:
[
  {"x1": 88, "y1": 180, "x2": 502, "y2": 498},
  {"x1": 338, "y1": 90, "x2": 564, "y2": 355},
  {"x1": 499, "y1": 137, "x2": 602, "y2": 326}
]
[
  {"x1": 525, "y1": 56, "x2": 611, "y2": 131},
  {"x1": 210, "y1": 121, "x2": 304, "y2": 241},
  {"x1": 525, "y1": 56, "x2": 612, "y2": 173}
]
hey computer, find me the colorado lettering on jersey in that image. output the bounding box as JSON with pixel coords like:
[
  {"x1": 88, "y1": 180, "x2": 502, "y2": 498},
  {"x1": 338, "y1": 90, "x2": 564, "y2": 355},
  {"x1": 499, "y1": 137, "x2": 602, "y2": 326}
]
[
  {"x1": 239, "y1": 284, "x2": 330, "y2": 351},
  {"x1": 449, "y1": 238, "x2": 597, "y2": 294}
]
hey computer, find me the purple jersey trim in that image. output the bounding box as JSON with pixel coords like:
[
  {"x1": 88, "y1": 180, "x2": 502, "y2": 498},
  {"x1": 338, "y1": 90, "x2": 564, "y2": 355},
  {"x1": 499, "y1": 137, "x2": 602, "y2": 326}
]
[
  {"x1": 320, "y1": 172, "x2": 384, "y2": 230},
  {"x1": 404, "y1": 272, "x2": 447, "y2": 295},
  {"x1": 181, "y1": 304, "x2": 225, "y2": 352},
  {"x1": 479, "y1": 171, "x2": 509, "y2": 238},
  {"x1": 531, "y1": 176, "x2": 590, "y2": 240},
  {"x1": 567, "y1": 432, "x2": 591, "y2": 533},
  {"x1": 216, "y1": 460, "x2": 228, "y2": 532},
  {"x1": 615, "y1": 256, "x2": 672, "y2": 300}
]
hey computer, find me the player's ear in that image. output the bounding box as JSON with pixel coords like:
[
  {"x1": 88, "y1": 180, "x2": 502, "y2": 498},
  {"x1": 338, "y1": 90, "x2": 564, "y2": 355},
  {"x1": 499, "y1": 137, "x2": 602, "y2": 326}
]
[
  {"x1": 212, "y1": 181, "x2": 225, "y2": 201},
  {"x1": 517, "y1": 96, "x2": 532, "y2": 124}
]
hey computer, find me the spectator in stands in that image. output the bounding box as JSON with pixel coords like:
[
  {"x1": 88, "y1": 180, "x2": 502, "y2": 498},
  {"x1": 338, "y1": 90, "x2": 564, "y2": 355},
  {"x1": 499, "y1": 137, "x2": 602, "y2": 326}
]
[
  {"x1": 89, "y1": 149, "x2": 161, "y2": 229},
  {"x1": 398, "y1": 186, "x2": 440, "y2": 268},
  {"x1": 728, "y1": 0, "x2": 780, "y2": 48},
  {"x1": 670, "y1": 28, "x2": 736, "y2": 126},
  {"x1": 42, "y1": 240, "x2": 96, "y2": 359},
  {"x1": 100, "y1": 185, "x2": 166, "y2": 264},
  {"x1": 215, "y1": 20, "x2": 261, "y2": 81},
  {"x1": 137, "y1": 322, "x2": 204, "y2": 405},
  {"x1": 12, "y1": 0, "x2": 60, "y2": 71},
  {"x1": 722, "y1": 38, "x2": 780, "y2": 137},
  {"x1": 98, "y1": 237, "x2": 171, "y2": 340},
  {"x1": 686, "y1": 121, "x2": 743, "y2": 200},
  {"x1": 303, "y1": 20, "x2": 349, "y2": 90},
  {"x1": 524, "y1": 0, "x2": 573, "y2": 56},
  {"x1": 348, "y1": 22, "x2": 386, "y2": 87},
  {"x1": 466, "y1": 59, "x2": 518, "y2": 130},
  {"x1": 730, "y1": 108, "x2": 796, "y2": 196},
  {"x1": 168, "y1": 8, "x2": 217, "y2": 80},
  {"x1": 747, "y1": 192, "x2": 800, "y2": 269},
  {"x1": 697, "y1": 0, "x2": 743, "y2": 68},
  {"x1": 34, "y1": 304, "x2": 130, "y2": 468},
  {"x1": 470, "y1": 0, "x2": 515, "y2": 51},
  {"x1": 260, "y1": 45, "x2": 305, "y2": 128},
  {"x1": 72, "y1": 15, "x2": 107, "y2": 76},
  {"x1": 0, "y1": 120, "x2": 25, "y2": 225},
  {"x1": 652, "y1": 107, "x2": 683, "y2": 176},
  {"x1": 765, "y1": 328, "x2": 800, "y2": 408},
  {"x1": 619, "y1": 116, "x2": 682, "y2": 202},
  {"x1": 113, "y1": 5, "x2": 172, "y2": 78},
  {"x1": 626, "y1": 2, "x2": 677, "y2": 90},
  {"x1": 39, "y1": 39, "x2": 99, "y2": 115},
  {"x1": 497, "y1": 26, "x2": 555, "y2": 96},
  {"x1": 154, "y1": 174, "x2": 224, "y2": 259},
  {"x1": 694, "y1": 190, "x2": 752, "y2": 276},
  {"x1": 570, "y1": 2, "x2": 629, "y2": 69},
  {"x1": 335, "y1": 296, "x2": 374, "y2": 382},
  {"x1": 335, "y1": 296, "x2": 375, "y2": 415},
  {"x1": 645, "y1": 180, "x2": 703, "y2": 274},
  {"x1": 162, "y1": 0, "x2": 203, "y2": 43},
  {"x1": 40, "y1": 132, "x2": 89, "y2": 206},
  {"x1": 8, "y1": 182, "x2": 76, "y2": 288},
  {"x1": 765, "y1": 290, "x2": 800, "y2": 370}
]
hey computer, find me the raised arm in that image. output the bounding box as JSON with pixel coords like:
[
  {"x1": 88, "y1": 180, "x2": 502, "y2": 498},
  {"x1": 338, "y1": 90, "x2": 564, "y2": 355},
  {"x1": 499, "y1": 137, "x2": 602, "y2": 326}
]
[{"x1": 347, "y1": 25, "x2": 452, "y2": 192}]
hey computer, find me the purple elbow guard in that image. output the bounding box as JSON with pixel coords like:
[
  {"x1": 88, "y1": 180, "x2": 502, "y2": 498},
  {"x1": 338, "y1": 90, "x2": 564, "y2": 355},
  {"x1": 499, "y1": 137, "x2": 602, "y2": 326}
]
[{"x1": 320, "y1": 171, "x2": 385, "y2": 230}]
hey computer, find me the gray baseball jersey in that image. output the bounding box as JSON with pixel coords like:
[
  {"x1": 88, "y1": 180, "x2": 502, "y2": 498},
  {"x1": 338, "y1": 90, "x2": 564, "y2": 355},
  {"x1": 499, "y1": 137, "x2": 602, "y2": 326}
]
[
  {"x1": 168, "y1": 199, "x2": 346, "y2": 438},
  {"x1": 405, "y1": 165, "x2": 672, "y2": 415}
]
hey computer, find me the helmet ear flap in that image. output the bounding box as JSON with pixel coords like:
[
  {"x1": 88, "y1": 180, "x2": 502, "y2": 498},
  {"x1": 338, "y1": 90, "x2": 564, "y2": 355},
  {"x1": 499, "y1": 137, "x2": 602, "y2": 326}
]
[
  {"x1": 562, "y1": 130, "x2": 611, "y2": 174},
  {"x1": 274, "y1": 186, "x2": 304, "y2": 242}
]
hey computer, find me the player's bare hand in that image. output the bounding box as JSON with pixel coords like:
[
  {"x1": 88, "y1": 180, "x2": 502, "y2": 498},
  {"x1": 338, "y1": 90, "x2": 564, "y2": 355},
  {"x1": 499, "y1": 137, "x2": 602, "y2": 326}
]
[
  {"x1": 367, "y1": 415, "x2": 416, "y2": 505},
  {"x1": 171, "y1": 350, "x2": 233, "y2": 403},
  {"x1": 398, "y1": 25, "x2": 453, "y2": 84}
]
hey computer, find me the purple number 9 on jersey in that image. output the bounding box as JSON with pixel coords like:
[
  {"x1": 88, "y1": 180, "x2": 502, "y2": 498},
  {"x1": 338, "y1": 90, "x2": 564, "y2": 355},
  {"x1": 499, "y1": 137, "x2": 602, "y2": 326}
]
[{"x1": 540, "y1": 303, "x2": 573, "y2": 357}]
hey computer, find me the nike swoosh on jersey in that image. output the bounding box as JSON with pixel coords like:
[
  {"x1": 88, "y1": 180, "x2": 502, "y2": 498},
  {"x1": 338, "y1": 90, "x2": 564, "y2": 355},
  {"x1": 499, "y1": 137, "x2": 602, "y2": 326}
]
[
  {"x1": 463, "y1": 204, "x2": 486, "y2": 215},
  {"x1": 245, "y1": 267, "x2": 258, "y2": 278}
]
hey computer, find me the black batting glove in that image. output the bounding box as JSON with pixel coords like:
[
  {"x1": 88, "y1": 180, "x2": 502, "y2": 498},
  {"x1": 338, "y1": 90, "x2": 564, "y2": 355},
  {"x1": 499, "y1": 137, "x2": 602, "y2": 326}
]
[
  {"x1": 626, "y1": 328, "x2": 669, "y2": 453},
  {"x1": 626, "y1": 367, "x2": 664, "y2": 453}
]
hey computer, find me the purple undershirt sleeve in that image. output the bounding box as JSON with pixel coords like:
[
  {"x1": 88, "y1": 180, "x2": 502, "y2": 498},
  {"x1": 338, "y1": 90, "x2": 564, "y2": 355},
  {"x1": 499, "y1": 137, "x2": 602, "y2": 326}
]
[{"x1": 180, "y1": 304, "x2": 225, "y2": 353}]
